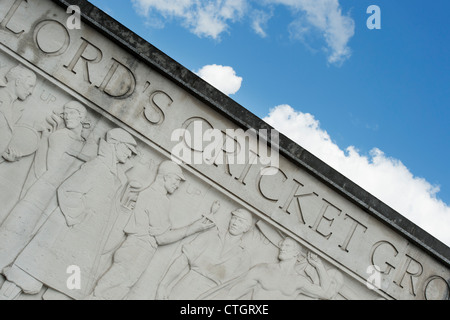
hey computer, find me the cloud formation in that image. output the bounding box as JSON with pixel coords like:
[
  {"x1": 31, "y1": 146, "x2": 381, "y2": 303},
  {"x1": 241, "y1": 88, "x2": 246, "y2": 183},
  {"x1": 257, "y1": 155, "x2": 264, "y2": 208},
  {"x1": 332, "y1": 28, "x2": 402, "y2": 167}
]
[
  {"x1": 273, "y1": 0, "x2": 355, "y2": 65},
  {"x1": 251, "y1": 9, "x2": 272, "y2": 38},
  {"x1": 196, "y1": 64, "x2": 243, "y2": 95},
  {"x1": 263, "y1": 105, "x2": 450, "y2": 246},
  {"x1": 132, "y1": 0, "x2": 355, "y2": 65},
  {"x1": 131, "y1": 0, "x2": 247, "y2": 39}
]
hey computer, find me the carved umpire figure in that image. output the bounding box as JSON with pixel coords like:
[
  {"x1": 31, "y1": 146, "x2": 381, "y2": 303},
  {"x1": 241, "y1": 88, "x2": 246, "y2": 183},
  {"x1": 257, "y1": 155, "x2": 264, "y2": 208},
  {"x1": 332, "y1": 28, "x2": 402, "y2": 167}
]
[
  {"x1": 90, "y1": 160, "x2": 216, "y2": 300},
  {"x1": 0, "y1": 128, "x2": 137, "y2": 300},
  {"x1": 157, "y1": 208, "x2": 254, "y2": 300},
  {"x1": 0, "y1": 101, "x2": 94, "y2": 271}
]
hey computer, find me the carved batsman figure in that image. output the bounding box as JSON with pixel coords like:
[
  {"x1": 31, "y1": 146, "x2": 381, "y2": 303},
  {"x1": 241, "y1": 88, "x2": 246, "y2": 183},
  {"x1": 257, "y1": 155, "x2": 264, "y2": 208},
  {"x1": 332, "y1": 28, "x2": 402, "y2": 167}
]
[
  {"x1": 90, "y1": 160, "x2": 216, "y2": 300},
  {"x1": 202, "y1": 237, "x2": 344, "y2": 300},
  {"x1": 0, "y1": 128, "x2": 137, "y2": 300}
]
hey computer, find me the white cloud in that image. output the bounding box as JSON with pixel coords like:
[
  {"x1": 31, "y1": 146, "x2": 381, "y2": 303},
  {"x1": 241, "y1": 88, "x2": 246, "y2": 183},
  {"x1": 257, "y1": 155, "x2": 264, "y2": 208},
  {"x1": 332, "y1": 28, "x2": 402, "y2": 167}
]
[
  {"x1": 131, "y1": 0, "x2": 247, "y2": 39},
  {"x1": 132, "y1": 0, "x2": 355, "y2": 65},
  {"x1": 263, "y1": 105, "x2": 450, "y2": 246},
  {"x1": 269, "y1": 0, "x2": 355, "y2": 65},
  {"x1": 196, "y1": 64, "x2": 243, "y2": 95},
  {"x1": 251, "y1": 9, "x2": 272, "y2": 38}
]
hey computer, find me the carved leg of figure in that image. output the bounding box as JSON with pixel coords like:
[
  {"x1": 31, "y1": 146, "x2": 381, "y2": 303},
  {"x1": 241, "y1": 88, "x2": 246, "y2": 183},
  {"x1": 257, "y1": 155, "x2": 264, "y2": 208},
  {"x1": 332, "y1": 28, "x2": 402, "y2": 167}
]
[
  {"x1": 3, "y1": 265, "x2": 43, "y2": 296},
  {"x1": 0, "y1": 281, "x2": 22, "y2": 300},
  {"x1": 92, "y1": 236, "x2": 156, "y2": 300},
  {"x1": 0, "y1": 201, "x2": 42, "y2": 270}
]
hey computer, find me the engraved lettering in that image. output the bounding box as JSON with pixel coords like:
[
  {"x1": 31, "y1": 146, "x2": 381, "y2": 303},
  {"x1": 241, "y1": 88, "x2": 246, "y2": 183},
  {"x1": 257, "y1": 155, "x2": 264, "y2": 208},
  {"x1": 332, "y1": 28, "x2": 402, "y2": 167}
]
[
  {"x1": 394, "y1": 254, "x2": 423, "y2": 296},
  {"x1": 339, "y1": 214, "x2": 367, "y2": 252},
  {"x1": 257, "y1": 167, "x2": 288, "y2": 202},
  {"x1": 1, "y1": 0, "x2": 28, "y2": 36},
  {"x1": 34, "y1": 20, "x2": 70, "y2": 56},
  {"x1": 213, "y1": 132, "x2": 236, "y2": 177},
  {"x1": 142, "y1": 81, "x2": 151, "y2": 93},
  {"x1": 234, "y1": 150, "x2": 258, "y2": 185},
  {"x1": 213, "y1": 138, "x2": 233, "y2": 177},
  {"x1": 370, "y1": 240, "x2": 399, "y2": 275},
  {"x1": 143, "y1": 90, "x2": 173, "y2": 125},
  {"x1": 39, "y1": 89, "x2": 57, "y2": 104},
  {"x1": 64, "y1": 38, "x2": 103, "y2": 84},
  {"x1": 97, "y1": 58, "x2": 136, "y2": 99},
  {"x1": 203, "y1": 127, "x2": 224, "y2": 165},
  {"x1": 424, "y1": 276, "x2": 450, "y2": 300},
  {"x1": 279, "y1": 179, "x2": 310, "y2": 225},
  {"x1": 309, "y1": 199, "x2": 341, "y2": 240}
]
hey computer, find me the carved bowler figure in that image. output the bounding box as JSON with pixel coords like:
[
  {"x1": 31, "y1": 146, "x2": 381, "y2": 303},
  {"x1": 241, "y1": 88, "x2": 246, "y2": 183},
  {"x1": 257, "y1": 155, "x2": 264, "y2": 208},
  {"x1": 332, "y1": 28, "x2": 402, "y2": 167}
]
[
  {"x1": 0, "y1": 65, "x2": 37, "y2": 159},
  {"x1": 206, "y1": 237, "x2": 344, "y2": 300},
  {"x1": 0, "y1": 128, "x2": 137, "y2": 300},
  {"x1": 0, "y1": 101, "x2": 93, "y2": 271},
  {"x1": 90, "y1": 160, "x2": 216, "y2": 300},
  {"x1": 156, "y1": 208, "x2": 254, "y2": 300}
]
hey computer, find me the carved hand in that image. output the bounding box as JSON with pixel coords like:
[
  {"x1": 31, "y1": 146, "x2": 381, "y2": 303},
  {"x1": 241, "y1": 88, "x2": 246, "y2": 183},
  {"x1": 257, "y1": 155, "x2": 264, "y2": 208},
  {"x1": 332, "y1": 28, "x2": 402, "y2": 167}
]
[
  {"x1": 45, "y1": 112, "x2": 65, "y2": 133},
  {"x1": 307, "y1": 252, "x2": 322, "y2": 268},
  {"x1": 194, "y1": 217, "x2": 216, "y2": 233},
  {"x1": 203, "y1": 200, "x2": 221, "y2": 224},
  {"x1": 2, "y1": 147, "x2": 21, "y2": 162}
]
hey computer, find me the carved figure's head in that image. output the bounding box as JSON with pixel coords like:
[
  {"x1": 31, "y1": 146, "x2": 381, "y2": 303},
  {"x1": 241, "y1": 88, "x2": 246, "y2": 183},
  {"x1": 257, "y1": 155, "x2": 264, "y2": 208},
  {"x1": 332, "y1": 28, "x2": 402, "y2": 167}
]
[
  {"x1": 106, "y1": 128, "x2": 138, "y2": 164},
  {"x1": 5, "y1": 65, "x2": 37, "y2": 101},
  {"x1": 229, "y1": 209, "x2": 253, "y2": 236},
  {"x1": 158, "y1": 160, "x2": 186, "y2": 194},
  {"x1": 63, "y1": 101, "x2": 87, "y2": 130},
  {"x1": 278, "y1": 237, "x2": 302, "y2": 261}
]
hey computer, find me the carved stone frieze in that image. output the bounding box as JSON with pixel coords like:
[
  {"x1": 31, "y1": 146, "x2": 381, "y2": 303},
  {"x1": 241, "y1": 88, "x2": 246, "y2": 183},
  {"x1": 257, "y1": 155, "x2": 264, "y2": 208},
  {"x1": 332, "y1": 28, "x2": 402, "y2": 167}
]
[{"x1": 0, "y1": 0, "x2": 448, "y2": 300}]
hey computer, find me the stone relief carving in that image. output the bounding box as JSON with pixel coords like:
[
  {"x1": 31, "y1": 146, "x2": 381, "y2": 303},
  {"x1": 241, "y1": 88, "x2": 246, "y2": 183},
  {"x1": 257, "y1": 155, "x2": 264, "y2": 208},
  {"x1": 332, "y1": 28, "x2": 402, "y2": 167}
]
[
  {"x1": 0, "y1": 65, "x2": 37, "y2": 223},
  {"x1": 0, "y1": 56, "x2": 360, "y2": 302},
  {"x1": 0, "y1": 66, "x2": 350, "y2": 301},
  {"x1": 0, "y1": 0, "x2": 448, "y2": 300},
  {"x1": 89, "y1": 160, "x2": 216, "y2": 300},
  {"x1": 156, "y1": 207, "x2": 253, "y2": 300},
  {"x1": 0, "y1": 61, "x2": 353, "y2": 302},
  {"x1": 0, "y1": 127, "x2": 138, "y2": 300},
  {"x1": 0, "y1": 65, "x2": 37, "y2": 160},
  {"x1": 201, "y1": 237, "x2": 344, "y2": 300},
  {"x1": 0, "y1": 100, "x2": 96, "y2": 273}
]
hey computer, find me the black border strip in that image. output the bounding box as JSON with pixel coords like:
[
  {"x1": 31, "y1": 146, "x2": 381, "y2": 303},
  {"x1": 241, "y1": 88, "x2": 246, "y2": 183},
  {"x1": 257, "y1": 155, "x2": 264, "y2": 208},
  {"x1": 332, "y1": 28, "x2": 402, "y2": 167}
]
[{"x1": 50, "y1": 0, "x2": 450, "y2": 266}]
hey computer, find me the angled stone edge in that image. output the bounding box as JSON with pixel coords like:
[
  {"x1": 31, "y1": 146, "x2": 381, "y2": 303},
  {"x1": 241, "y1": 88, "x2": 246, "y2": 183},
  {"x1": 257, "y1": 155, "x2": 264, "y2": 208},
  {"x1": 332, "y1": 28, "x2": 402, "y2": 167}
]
[{"x1": 51, "y1": 0, "x2": 450, "y2": 267}]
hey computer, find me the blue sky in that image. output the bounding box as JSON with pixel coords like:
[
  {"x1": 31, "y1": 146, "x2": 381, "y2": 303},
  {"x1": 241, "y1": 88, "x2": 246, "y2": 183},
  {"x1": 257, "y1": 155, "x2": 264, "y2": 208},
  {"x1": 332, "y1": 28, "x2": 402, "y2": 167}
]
[{"x1": 87, "y1": 0, "x2": 450, "y2": 245}]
